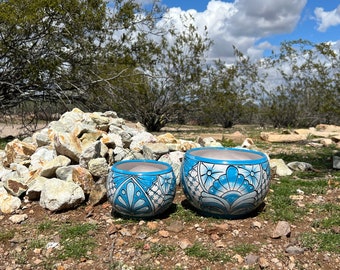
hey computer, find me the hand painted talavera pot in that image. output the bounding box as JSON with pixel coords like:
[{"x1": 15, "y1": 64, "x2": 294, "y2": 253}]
[
  {"x1": 181, "y1": 147, "x2": 270, "y2": 218},
  {"x1": 107, "y1": 160, "x2": 176, "y2": 218}
]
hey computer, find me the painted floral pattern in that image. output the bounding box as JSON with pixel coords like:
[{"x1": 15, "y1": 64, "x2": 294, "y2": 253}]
[
  {"x1": 181, "y1": 156, "x2": 270, "y2": 217},
  {"x1": 107, "y1": 171, "x2": 176, "y2": 217}
]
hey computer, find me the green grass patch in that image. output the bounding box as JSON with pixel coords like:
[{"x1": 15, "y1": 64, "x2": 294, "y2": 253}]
[
  {"x1": 57, "y1": 223, "x2": 97, "y2": 259},
  {"x1": 312, "y1": 216, "x2": 340, "y2": 229},
  {"x1": 231, "y1": 243, "x2": 258, "y2": 256},
  {"x1": 170, "y1": 203, "x2": 203, "y2": 223},
  {"x1": 309, "y1": 203, "x2": 340, "y2": 230},
  {"x1": 35, "y1": 220, "x2": 98, "y2": 260},
  {"x1": 185, "y1": 242, "x2": 231, "y2": 263},
  {"x1": 285, "y1": 178, "x2": 329, "y2": 194},
  {"x1": 14, "y1": 251, "x2": 28, "y2": 265},
  {"x1": 28, "y1": 238, "x2": 48, "y2": 249},
  {"x1": 58, "y1": 223, "x2": 97, "y2": 239},
  {"x1": 0, "y1": 138, "x2": 7, "y2": 150},
  {"x1": 0, "y1": 230, "x2": 15, "y2": 242},
  {"x1": 37, "y1": 219, "x2": 56, "y2": 232},
  {"x1": 262, "y1": 178, "x2": 308, "y2": 222},
  {"x1": 300, "y1": 232, "x2": 340, "y2": 253},
  {"x1": 149, "y1": 243, "x2": 176, "y2": 257},
  {"x1": 270, "y1": 145, "x2": 335, "y2": 172}
]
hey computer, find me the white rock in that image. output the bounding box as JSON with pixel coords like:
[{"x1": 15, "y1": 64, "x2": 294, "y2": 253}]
[
  {"x1": 130, "y1": 131, "x2": 157, "y2": 152},
  {"x1": 32, "y1": 128, "x2": 51, "y2": 147},
  {"x1": 270, "y1": 159, "x2": 293, "y2": 176},
  {"x1": 10, "y1": 163, "x2": 30, "y2": 179},
  {"x1": 30, "y1": 147, "x2": 57, "y2": 171},
  {"x1": 333, "y1": 155, "x2": 340, "y2": 169},
  {"x1": 40, "y1": 155, "x2": 71, "y2": 177},
  {"x1": 88, "y1": 158, "x2": 109, "y2": 178},
  {"x1": 143, "y1": 143, "x2": 169, "y2": 160},
  {"x1": 26, "y1": 176, "x2": 49, "y2": 201},
  {"x1": 79, "y1": 141, "x2": 108, "y2": 168},
  {"x1": 39, "y1": 178, "x2": 85, "y2": 211},
  {"x1": 158, "y1": 151, "x2": 184, "y2": 185},
  {"x1": 271, "y1": 221, "x2": 291, "y2": 238},
  {"x1": 0, "y1": 191, "x2": 21, "y2": 214},
  {"x1": 53, "y1": 132, "x2": 82, "y2": 162}
]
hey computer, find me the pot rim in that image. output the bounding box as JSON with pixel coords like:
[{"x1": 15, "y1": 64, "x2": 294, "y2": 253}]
[
  {"x1": 111, "y1": 159, "x2": 173, "y2": 175},
  {"x1": 184, "y1": 147, "x2": 268, "y2": 164}
]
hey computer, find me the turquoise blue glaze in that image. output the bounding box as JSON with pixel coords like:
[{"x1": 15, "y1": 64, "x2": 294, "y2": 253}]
[
  {"x1": 107, "y1": 160, "x2": 176, "y2": 218},
  {"x1": 181, "y1": 147, "x2": 270, "y2": 218}
]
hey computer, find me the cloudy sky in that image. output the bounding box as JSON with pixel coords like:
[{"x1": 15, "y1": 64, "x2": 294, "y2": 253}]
[{"x1": 141, "y1": 0, "x2": 340, "y2": 62}]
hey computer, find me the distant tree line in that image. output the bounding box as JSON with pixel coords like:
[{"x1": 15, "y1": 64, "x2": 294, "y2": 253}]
[{"x1": 1, "y1": 0, "x2": 339, "y2": 132}]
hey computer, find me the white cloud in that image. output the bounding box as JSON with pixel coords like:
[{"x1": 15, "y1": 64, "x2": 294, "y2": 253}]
[
  {"x1": 161, "y1": 0, "x2": 307, "y2": 62},
  {"x1": 314, "y1": 4, "x2": 340, "y2": 32}
]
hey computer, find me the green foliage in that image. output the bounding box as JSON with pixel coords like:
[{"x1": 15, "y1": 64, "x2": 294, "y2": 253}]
[
  {"x1": 98, "y1": 11, "x2": 212, "y2": 131},
  {"x1": 197, "y1": 49, "x2": 262, "y2": 128},
  {"x1": 28, "y1": 238, "x2": 48, "y2": 249},
  {"x1": 0, "y1": 137, "x2": 11, "y2": 150},
  {"x1": 260, "y1": 40, "x2": 340, "y2": 127},
  {"x1": 0, "y1": 0, "x2": 107, "y2": 111},
  {"x1": 37, "y1": 219, "x2": 56, "y2": 232},
  {"x1": 304, "y1": 205, "x2": 340, "y2": 254},
  {"x1": 220, "y1": 137, "x2": 238, "y2": 147},
  {"x1": 1, "y1": 0, "x2": 338, "y2": 132}
]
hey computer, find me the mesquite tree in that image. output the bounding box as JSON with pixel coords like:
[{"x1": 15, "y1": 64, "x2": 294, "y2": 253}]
[
  {"x1": 196, "y1": 48, "x2": 263, "y2": 128},
  {"x1": 92, "y1": 9, "x2": 211, "y2": 131},
  {"x1": 260, "y1": 40, "x2": 340, "y2": 127},
  {"x1": 0, "y1": 0, "x2": 107, "y2": 128},
  {"x1": 0, "y1": 0, "x2": 211, "y2": 132}
]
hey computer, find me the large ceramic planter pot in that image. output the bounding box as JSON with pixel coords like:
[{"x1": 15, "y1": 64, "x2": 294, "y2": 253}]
[
  {"x1": 181, "y1": 147, "x2": 270, "y2": 218},
  {"x1": 107, "y1": 160, "x2": 176, "y2": 218}
]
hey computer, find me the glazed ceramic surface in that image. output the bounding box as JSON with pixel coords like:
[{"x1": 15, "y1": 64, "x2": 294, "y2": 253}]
[
  {"x1": 107, "y1": 160, "x2": 176, "y2": 218},
  {"x1": 181, "y1": 147, "x2": 270, "y2": 218}
]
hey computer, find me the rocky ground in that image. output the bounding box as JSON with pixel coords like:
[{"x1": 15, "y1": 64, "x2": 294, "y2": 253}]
[
  {"x1": 0, "y1": 184, "x2": 339, "y2": 270},
  {"x1": 0, "y1": 121, "x2": 339, "y2": 270}
]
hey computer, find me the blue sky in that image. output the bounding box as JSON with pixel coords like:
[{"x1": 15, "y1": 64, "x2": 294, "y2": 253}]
[{"x1": 155, "y1": 0, "x2": 340, "y2": 62}]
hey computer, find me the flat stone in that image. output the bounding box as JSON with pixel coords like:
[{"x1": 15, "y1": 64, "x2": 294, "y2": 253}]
[{"x1": 9, "y1": 214, "x2": 28, "y2": 224}]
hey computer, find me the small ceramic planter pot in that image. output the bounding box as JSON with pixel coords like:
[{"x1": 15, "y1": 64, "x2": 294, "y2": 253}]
[
  {"x1": 181, "y1": 147, "x2": 270, "y2": 218},
  {"x1": 107, "y1": 160, "x2": 176, "y2": 218}
]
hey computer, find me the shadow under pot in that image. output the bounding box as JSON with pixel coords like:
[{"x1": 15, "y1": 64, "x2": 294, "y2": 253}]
[
  {"x1": 181, "y1": 147, "x2": 271, "y2": 218},
  {"x1": 107, "y1": 160, "x2": 176, "y2": 218}
]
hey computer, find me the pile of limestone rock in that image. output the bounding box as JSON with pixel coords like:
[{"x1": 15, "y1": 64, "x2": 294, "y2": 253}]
[{"x1": 0, "y1": 108, "x2": 222, "y2": 214}]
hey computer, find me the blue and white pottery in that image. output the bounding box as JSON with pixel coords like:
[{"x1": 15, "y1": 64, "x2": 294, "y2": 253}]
[
  {"x1": 181, "y1": 147, "x2": 270, "y2": 218},
  {"x1": 107, "y1": 160, "x2": 176, "y2": 218}
]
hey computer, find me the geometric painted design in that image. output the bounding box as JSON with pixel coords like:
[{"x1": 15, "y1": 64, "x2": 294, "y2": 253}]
[
  {"x1": 107, "y1": 169, "x2": 176, "y2": 218},
  {"x1": 181, "y1": 154, "x2": 271, "y2": 218}
]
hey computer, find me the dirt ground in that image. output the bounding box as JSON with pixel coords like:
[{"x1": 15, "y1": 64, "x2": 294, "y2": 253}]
[
  {"x1": 0, "y1": 123, "x2": 339, "y2": 270},
  {"x1": 0, "y1": 186, "x2": 339, "y2": 270}
]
